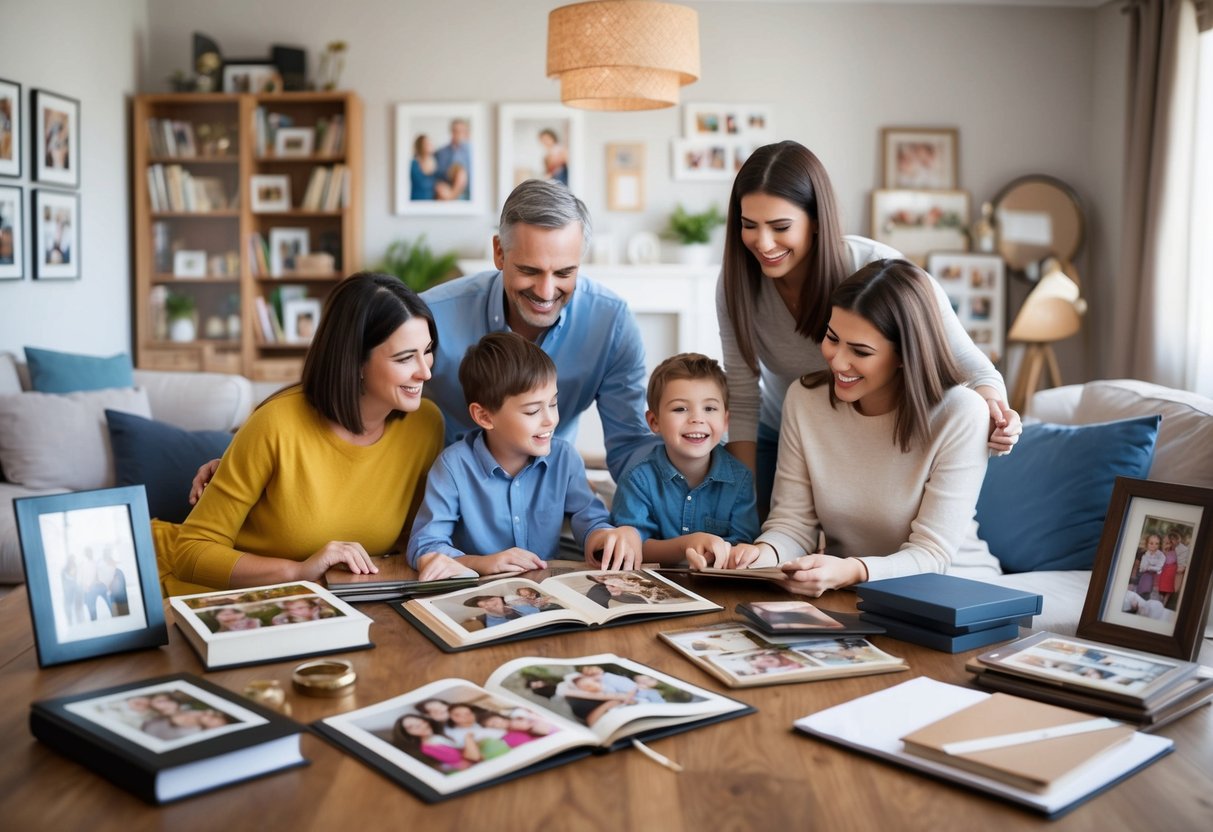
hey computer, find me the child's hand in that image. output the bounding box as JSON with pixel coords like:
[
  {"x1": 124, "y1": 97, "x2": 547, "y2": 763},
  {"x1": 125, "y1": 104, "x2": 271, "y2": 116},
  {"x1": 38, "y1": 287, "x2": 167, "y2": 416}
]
[
  {"x1": 684, "y1": 533, "x2": 731, "y2": 569},
  {"x1": 779, "y1": 554, "x2": 867, "y2": 596},
  {"x1": 588, "y1": 527, "x2": 643, "y2": 571},
  {"x1": 723, "y1": 542, "x2": 776, "y2": 569},
  {"x1": 477, "y1": 548, "x2": 547, "y2": 575},
  {"x1": 416, "y1": 552, "x2": 477, "y2": 582}
]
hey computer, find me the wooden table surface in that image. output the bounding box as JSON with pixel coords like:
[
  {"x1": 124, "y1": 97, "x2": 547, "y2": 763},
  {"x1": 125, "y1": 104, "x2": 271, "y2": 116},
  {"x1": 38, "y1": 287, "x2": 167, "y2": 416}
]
[{"x1": 1, "y1": 572, "x2": 1211, "y2": 832}]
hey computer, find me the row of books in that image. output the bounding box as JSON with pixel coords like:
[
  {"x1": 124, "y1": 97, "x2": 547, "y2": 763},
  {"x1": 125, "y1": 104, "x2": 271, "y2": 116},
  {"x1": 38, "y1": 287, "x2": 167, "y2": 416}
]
[
  {"x1": 252, "y1": 285, "x2": 308, "y2": 344},
  {"x1": 299, "y1": 165, "x2": 349, "y2": 211},
  {"x1": 146, "y1": 165, "x2": 234, "y2": 213},
  {"x1": 145, "y1": 118, "x2": 200, "y2": 159}
]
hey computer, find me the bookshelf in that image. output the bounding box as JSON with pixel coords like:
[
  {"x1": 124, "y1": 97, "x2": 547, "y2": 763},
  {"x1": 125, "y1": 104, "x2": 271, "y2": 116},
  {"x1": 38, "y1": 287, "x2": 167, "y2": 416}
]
[{"x1": 132, "y1": 92, "x2": 363, "y2": 381}]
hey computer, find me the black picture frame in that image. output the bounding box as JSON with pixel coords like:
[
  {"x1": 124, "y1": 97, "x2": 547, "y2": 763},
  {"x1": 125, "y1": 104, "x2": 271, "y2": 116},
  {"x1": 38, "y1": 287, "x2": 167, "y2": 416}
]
[
  {"x1": 0, "y1": 183, "x2": 23, "y2": 280},
  {"x1": 15, "y1": 485, "x2": 168, "y2": 667},
  {"x1": 31, "y1": 88, "x2": 80, "y2": 188},
  {"x1": 0, "y1": 77, "x2": 21, "y2": 178},
  {"x1": 31, "y1": 187, "x2": 79, "y2": 280},
  {"x1": 1077, "y1": 477, "x2": 1213, "y2": 661}
]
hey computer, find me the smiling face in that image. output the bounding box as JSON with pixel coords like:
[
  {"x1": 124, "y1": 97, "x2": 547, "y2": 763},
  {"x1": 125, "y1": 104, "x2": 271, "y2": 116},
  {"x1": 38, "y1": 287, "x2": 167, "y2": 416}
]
[
  {"x1": 449, "y1": 705, "x2": 477, "y2": 727},
  {"x1": 476, "y1": 596, "x2": 510, "y2": 616},
  {"x1": 477, "y1": 377, "x2": 559, "y2": 476},
  {"x1": 401, "y1": 715, "x2": 433, "y2": 738},
  {"x1": 739, "y1": 192, "x2": 816, "y2": 286},
  {"x1": 494, "y1": 222, "x2": 583, "y2": 341},
  {"x1": 360, "y1": 316, "x2": 435, "y2": 422},
  {"x1": 1145, "y1": 535, "x2": 1161, "y2": 552},
  {"x1": 647, "y1": 377, "x2": 727, "y2": 470},
  {"x1": 820, "y1": 306, "x2": 902, "y2": 416}
]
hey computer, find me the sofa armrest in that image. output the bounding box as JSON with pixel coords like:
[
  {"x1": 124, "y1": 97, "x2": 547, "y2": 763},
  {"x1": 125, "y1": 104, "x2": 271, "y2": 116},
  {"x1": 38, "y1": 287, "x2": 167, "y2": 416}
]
[
  {"x1": 133, "y1": 369, "x2": 253, "y2": 432},
  {"x1": 1025, "y1": 384, "x2": 1083, "y2": 425}
]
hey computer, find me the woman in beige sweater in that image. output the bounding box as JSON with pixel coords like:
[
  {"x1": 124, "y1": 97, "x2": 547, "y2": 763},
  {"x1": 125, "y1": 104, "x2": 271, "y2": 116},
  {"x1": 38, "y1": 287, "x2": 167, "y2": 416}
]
[{"x1": 722, "y1": 259, "x2": 1002, "y2": 595}]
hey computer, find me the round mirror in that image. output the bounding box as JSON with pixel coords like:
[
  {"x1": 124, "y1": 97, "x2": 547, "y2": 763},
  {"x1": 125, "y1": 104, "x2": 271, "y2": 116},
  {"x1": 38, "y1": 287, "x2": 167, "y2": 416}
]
[{"x1": 992, "y1": 175, "x2": 1084, "y2": 281}]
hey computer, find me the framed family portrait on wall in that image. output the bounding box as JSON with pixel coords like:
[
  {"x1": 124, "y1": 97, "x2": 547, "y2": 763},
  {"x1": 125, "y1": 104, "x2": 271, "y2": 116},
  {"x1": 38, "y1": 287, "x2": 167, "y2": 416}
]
[
  {"x1": 0, "y1": 184, "x2": 23, "y2": 280},
  {"x1": 394, "y1": 102, "x2": 488, "y2": 216},
  {"x1": 32, "y1": 88, "x2": 80, "y2": 188},
  {"x1": 606, "y1": 142, "x2": 644, "y2": 212},
  {"x1": 0, "y1": 78, "x2": 21, "y2": 177},
  {"x1": 881, "y1": 127, "x2": 958, "y2": 190},
  {"x1": 497, "y1": 103, "x2": 583, "y2": 203},
  {"x1": 925, "y1": 252, "x2": 1005, "y2": 366},
  {"x1": 14, "y1": 486, "x2": 169, "y2": 667},
  {"x1": 32, "y1": 188, "x2": 79, "y2": 280},
  {"x1": 1078, "y1": 478, "x2": 1213, "y2": 661},
  {"x1": 870, "y1": 189, "x2": 969, "y2": 264}
]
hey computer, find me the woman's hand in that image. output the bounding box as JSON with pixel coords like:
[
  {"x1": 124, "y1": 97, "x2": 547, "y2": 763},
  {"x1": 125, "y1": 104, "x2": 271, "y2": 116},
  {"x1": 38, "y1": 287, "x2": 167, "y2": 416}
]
[
  {"x1": 779, "y1": 554, "x2": 867, "y2": 596},
  {"x1": 588, "y1": 527, "x2": 643, "y2": 571},
  {"x1": 683, "y1": 533, "x2": 732, "y2": 569},
  {"x1": 721, "y1": 542, "x2": 777, "y2": 569},
  {"x1": 299, "y1": 541, "x2": 378, "y2": 582},
  {"x1": 189, "y1": 458, "x2": 222, "y2": 505},
  {"x1": 416, "y1": 552, "x2": 481, "y2": 581},
  {"x1": 977, "y1": 388, "x2": 1022, "y2": 455}
]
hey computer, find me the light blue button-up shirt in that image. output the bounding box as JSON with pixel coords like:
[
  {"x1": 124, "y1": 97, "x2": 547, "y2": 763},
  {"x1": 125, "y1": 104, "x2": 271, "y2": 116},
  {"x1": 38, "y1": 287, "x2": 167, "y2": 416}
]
[
  {"x1": 421, "y1": 270, "x2": 661, "y2": 482},
  {"x1": 406, "y1": 431, "x2": 612, "y2": 565},
  {"x1": 610, "y1": 445, "x2": 760, "y2": 545}
]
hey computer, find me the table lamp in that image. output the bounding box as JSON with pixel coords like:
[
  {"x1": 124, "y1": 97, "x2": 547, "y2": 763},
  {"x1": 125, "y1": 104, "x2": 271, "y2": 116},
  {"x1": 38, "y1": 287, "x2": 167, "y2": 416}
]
[{"x1": 1007, "y1": 258, "x2": 1087, "y2": 412}]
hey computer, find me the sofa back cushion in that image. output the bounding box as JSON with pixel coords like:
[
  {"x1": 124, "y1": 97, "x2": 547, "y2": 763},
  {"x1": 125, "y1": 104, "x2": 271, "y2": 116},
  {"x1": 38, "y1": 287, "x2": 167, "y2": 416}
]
[
  {"x1": 24, "y1": 346, "x2": 135, "y2": 393},
  {"x1": 976, "y1": 415, "x2": 1160, "y2": 573},
  {"x1": 0, "y1": 353, "x2": 21, "y2": 396}
]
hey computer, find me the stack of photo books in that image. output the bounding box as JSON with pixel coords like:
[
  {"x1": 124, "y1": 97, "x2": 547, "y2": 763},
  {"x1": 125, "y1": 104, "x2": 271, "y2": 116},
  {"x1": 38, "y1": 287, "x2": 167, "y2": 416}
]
[
  {"x1": 313, "y1": 653, "x2": 752, "y2": 802},
  {"x1": 965, "y1": 631, "x2": 1213, "y2": 730},
  {"x1": 394, "y1": 569, "x2": 720, "y2": 652},
  {"x1": 854, "y1": 573, "x2": 1042, "y2": 652}
]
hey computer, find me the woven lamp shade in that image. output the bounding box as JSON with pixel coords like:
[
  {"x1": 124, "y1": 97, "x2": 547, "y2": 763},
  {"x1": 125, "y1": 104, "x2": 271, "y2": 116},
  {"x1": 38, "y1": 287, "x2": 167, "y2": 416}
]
[{"x1": 547, "y1": 1, "x2": 700, "y2": 111}]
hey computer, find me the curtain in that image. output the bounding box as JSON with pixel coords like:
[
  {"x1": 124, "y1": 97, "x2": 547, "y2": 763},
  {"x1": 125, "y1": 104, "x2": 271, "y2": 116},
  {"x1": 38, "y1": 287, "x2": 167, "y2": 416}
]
[{"x1": 1111, "y1": 0, "x2": 1207, "y2": 387}]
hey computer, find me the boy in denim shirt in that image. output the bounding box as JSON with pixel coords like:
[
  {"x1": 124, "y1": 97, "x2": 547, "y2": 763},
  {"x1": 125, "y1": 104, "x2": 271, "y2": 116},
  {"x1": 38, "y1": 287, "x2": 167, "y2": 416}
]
[
  {"x1": 409, "y1": 332, "x2": 642, "y2": 580},
  {"x1": 610, "y1": 353, "x2": 759, "y2": 567}
]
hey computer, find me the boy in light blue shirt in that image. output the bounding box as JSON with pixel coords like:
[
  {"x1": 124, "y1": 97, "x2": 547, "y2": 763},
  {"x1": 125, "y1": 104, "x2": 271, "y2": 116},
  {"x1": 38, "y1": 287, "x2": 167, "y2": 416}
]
[
  {"x1": 610, "y1": 353, "x2": 759, "y2": 567},
  {"x1": 409, "y1": 332, "x2": 642, "y2": 580}
]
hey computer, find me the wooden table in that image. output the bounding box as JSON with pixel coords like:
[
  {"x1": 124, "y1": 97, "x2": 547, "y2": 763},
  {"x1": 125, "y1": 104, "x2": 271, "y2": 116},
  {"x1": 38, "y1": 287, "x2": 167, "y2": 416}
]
[{"x1": 1, "y1": 574, "x2": 1211, "y2": 831}]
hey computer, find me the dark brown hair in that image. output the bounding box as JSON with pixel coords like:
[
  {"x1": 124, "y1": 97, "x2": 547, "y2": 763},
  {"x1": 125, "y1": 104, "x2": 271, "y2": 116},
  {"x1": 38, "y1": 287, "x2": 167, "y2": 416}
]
[
  {"x1": 802, "y1": 259, "x2": 962, "y2": 453},
  {"x1": 646, "y1": 352, "x2": 729, "y2": 412},
  {"x1": 458, "y1": 331, "x2": 556, "y2": 412},
  {"x1": 301, "y1": 272, "x2": 438, "y2": 434},
  {"x1": 722, "y1": 141, "x2": 850, "y2": 373}
]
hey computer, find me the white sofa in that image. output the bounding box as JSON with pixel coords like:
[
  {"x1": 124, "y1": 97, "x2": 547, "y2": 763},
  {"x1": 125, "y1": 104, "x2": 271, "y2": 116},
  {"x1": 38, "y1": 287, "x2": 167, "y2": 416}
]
[{"x1": 0, "y1": 352, "x2": 254, "y2": 585}]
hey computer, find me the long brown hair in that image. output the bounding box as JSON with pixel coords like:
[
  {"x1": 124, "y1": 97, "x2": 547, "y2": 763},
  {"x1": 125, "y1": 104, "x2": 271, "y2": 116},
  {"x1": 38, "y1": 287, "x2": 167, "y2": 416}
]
[
  {"x1": 722, "y1": 141, "x2": 851, "y2": 373},
  {"x1": 803, "y1": 259, "x2": 962, "y2": 452}
]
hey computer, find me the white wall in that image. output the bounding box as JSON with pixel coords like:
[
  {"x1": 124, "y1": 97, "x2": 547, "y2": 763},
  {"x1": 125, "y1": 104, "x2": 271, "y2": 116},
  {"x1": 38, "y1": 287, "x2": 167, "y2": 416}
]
[{"x1": 0, "y1": 0, "x2": 147, "y2": 358}]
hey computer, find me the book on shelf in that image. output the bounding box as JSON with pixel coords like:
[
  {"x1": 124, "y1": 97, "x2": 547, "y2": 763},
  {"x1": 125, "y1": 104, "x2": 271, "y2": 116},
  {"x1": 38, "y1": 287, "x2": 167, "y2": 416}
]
[
  {"x1": 301, "y1": 167, "x2": 329, "y2": 212},
  {"x1": 313, "y1": 652, "x2": 753, "y2": 802},
  {"x1": 30, "y1": 673, "x2": 306, "y2": 805},
  {"x1": 316, "y1": 114, "x2": 344, "y2": 156},
  {"x1": 854, "y1": 573, "x2": 1043, "y2": 627},
  {"x1": 659, "y1": 621, "x2": 906, "y2": 688},
  {"x1": 855, "y1": 609, "x2": 1021, "y2": 654},
  {"x1": 253, "y1": 296, "x2": 276, "y2": 343},
  {"x1": 395, "y1": 569, "x2": 720, "y2": 652},
  {"x1": 736, "y1": 600, "x2": 886, "y2": 637},
  {"x1": 899, "y1": 692, "x2": 1136, "y2": 793},
  {"x1": 169, "y1": 581, "x2": 373, "y2": 670},
  {"x1": 324, "y1": 555, "x2": 478, "y2": 603},
  {"x1": 793, "y1": 676, "x2": 1172, "y2": 819}
]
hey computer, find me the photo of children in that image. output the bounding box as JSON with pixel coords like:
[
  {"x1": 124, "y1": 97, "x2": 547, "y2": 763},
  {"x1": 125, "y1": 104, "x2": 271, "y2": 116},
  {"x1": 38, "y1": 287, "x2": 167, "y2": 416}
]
[
  {"x1": 1123, "y1": 516, "x2": 1195, "y2": 617},
  {"x1": 425, "y1": 580, "x2": 569, "y2": 634},
  {"x1": 192, "y1": 594, "x2": 342, "y2": 634}
]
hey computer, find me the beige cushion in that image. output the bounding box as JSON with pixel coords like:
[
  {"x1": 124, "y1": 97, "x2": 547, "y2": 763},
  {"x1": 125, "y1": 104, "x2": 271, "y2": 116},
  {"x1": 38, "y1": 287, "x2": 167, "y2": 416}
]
[
  {"x1": 0, "y1": 387, "x2": 151, "y2": 490},
  {"x1": 0, "y1": 353, "x2": 21, "y2": 396},
  {"x1": 1074, "y1": 380, "x2": 1213, "y2": 488}
]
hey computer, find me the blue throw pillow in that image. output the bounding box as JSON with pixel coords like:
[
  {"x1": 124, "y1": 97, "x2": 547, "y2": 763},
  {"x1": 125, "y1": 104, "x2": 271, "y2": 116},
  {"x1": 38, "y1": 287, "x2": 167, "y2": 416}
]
[
  {"x1": 25, "y1": 346, "x2": 134, "y2": 393},
  {"x1": 975, "y1": 415, "x2": 1160, "y2": 573},
  {"x1": 105, "y1": 410, "x2": 232, "y2": 524}
]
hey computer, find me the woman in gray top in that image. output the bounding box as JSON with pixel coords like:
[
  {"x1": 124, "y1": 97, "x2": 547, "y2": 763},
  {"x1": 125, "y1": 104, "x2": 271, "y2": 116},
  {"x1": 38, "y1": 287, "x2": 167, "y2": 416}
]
[{"x1": 716, "y1": 141, "x2": 1020, "y2": 514}]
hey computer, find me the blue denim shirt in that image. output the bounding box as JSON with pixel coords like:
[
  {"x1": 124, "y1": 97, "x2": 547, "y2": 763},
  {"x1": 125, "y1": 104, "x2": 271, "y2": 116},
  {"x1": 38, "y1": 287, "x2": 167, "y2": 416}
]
[
  {"x1": 421, "y1": 270, "x2": 660, "y2": 482},
  {"x1": 610, "y1": 445, "x2": 760, "y2": 544},
  {"x1": 406, "y1": 431, "x2": 612, "y2": 565}
]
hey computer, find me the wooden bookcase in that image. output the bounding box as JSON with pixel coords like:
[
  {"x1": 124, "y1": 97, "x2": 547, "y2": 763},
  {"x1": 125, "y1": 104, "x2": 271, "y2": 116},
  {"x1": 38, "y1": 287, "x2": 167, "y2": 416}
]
[{"x1": 132, "y1": 92, "x2": 363, "y2": 381}]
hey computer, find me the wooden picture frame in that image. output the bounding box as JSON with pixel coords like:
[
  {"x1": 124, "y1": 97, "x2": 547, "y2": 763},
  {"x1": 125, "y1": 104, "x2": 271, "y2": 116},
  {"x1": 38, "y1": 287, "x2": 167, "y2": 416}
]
[
  {"x1": 606, "y1": 142, "x2": 644, "y2": 212},
  {"x1": 14, "y1": 486, "x2": 169, "y2": 667},
  {"x1": 32, "y1": 188, "x2": 79, "y2": 280},
  {"x1": 1078, "y1": 478, "x2": 1213, "y2": 661},
  {"x1": 32, "y1": 88, "x2": 80, "y2": 188},
  {"x1": 497, "y1": 103, "x2": 583, "y2": 205},
  {"x1": 0, "y1": 184, "x2": 23, "y2": 279},
  {"x1": 925, "y1": 251, "x2": 1006, "y2": 367},
  {"x1": 881, "y1": 127, "x2": 958, "y2": 190},
  {"x1": 0, "y1": 77, "x2": 22, "y2": 177},
  {"x1": 393, "y1": 102, "x2": 488, "y2": 216},
  {"x1": 870, "y1": 189, "x2": 969, "y2": 265}
]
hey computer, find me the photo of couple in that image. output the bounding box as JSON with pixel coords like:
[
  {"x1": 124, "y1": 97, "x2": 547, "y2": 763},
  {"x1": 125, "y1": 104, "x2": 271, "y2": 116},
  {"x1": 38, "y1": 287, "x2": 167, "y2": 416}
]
[
  {"x1": 67, "y1": 681, "x2": 255, "y2": 753},
  {"x1": 503, "y1": 661, "x2": 704, "y2": 728}
]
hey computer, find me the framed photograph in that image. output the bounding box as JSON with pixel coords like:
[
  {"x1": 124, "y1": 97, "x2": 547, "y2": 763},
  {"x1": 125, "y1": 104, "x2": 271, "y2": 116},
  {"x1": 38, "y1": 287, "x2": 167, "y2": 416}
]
[
  {"x1": 671, "y1": 138, "x2": 749, "y2": 182},
  {"x1": 394, "y1": 102, "x2": 488, "y2": 216},
  {"x1": 269, "y1": 227, "x2": 309, "y2": 277},
  {"x1": 683, "y1": 103, "x2": 773, "y2": 140},
  {"x1": 606, "y1": 142, "x2": 644, "y2": 212},
  {"x1": 250, "y1": 174, "x2": 291, "y2": 213},
  {"x1": 881, "y1": 127, "x2": 958, "y2": 189},
  {"x1": 172, "y1": 249, "x2": 207, "y2": 279},
  {"x1": 1078, "y1": 478, "x2": 1213, "y2": 661},
  {"x1": 870, "y1": 189, "x2": 970, "y2": 264},
  {"x1": 274, "y1": 126, "x2": 314, "y2": 158},
  {"x1": 497, "y1": 103, "x2": 583, "y2": 204},
  {"x1": 282, "y1": 297, "x2": 321, "y2": 344},
  {"x1": 0, "y1": 184, "x2": 23, "y2": 279},
  {"x1": 0, "y1": 78, "x2": 21, "y2": 177},
  {"x1": 32, "y1": 188, "x2": 80, "y2": 280},
  {"x1": 925, "y1": 252, "x2": 1006, "y2": 366},
  {"x1": 222, "y1": 62, "x2": 281, "y2": 94},
  {"x1": 14, "y1": 485, "x2": 169, "y2": 667},
  {"x1": 32, "y1": 88, "x2": 80, "y2": 188}
]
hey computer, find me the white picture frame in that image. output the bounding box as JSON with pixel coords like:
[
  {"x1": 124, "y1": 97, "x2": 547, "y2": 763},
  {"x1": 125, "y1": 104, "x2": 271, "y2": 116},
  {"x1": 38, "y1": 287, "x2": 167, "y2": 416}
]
[
  {"x1": 250, "y1": 175, "x2": 291, "y2": 213},
  {"x1": 268, "y1": 228, "x2": 310, "y2": 277},
  {"x1": 172, "y1": 249, "x2": 208, "y2": 279},
  {"x1": 282, "y1": 297, "x2": 321, "y2": 344},
  {"x1": 671, "y1": 138, "x2": 758, "y2": 182},
  {"x1": 870, "y1": 189, "x2": 970, "y2": 265},
  {"x1": 394, "y1": 102, "x2": 488, "y2": 216},
  {"x1": 682, "y1": 103, "x2": 773, "y2": 140},
  {"x1": 274, "y1": 127, "x2": 314, "y2": 158},
  {"x1": 32, "y1": 188, "x2": 79, "y2": 280},
  {"x1": 925, "y1": 252, "x2": 1006, "y2": 368},
  {"x1": 496, "y1": 103, "x2": 583, "y2": 204},
  {"x1": 0, "y1": 184, "x2": 24, "y2": 279},
  {"x1": 222, "y1": 63, "x2": 280, "y2": 94}
]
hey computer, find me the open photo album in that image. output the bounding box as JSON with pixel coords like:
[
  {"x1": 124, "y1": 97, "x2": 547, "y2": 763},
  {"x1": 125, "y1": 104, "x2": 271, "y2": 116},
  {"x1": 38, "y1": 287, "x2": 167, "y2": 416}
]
[
  {"x1": 659, "y1": 621, "x2": 907, "y2": 688},
  {"x1": 313, "y1": 653, "x2": 753, "y2": 802},
  {"x1": 394, "y1": 570, "x2": 720, "y2": 651}
]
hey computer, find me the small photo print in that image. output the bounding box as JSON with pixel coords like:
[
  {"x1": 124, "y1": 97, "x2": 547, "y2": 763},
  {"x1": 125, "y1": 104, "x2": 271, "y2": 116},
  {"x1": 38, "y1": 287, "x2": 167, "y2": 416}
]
[
  {"x1": 1001, "y1": 636, "x2": 1178, "y2": 695},
  {"x1": 708, "y1": 647, "x2": 817, "y2": 678},
  {"x1": 182, "y1": 583, "x2": 318, "y2": 610},
  {"x1": 1119, "y1": 515, "x2": 1196, "y2": 623},
  {"x1": 65, "y1": 680, "x2": 263, "y2": 754},
  {"x1": 787, "y1": 637, "x2": 896, "y2": 666},
  {"x1": 555, "y1": 571, "x2": 694, "y2": 609},
  {"x1": 427, "y1": 580, "x2": 568, "y2": 634},
  {"x1": 744, "y1": 601, "x2": 846, "y2": 631},
  {"x1": 192, "y1": 594, "x2": 344, "y2": 634},
  {"x1": 663, "y1": 624, "x2": 770, "y2": 657}
]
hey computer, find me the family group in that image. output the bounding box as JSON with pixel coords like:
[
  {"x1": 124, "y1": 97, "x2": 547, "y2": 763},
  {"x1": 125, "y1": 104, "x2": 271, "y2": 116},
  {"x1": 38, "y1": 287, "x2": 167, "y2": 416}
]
[
  {"x1": 392, "y1": 696, "x2": 556, "y2": 773},
  {"x1": 101, "y1": 689, "x2": 235, "y2": 742}
]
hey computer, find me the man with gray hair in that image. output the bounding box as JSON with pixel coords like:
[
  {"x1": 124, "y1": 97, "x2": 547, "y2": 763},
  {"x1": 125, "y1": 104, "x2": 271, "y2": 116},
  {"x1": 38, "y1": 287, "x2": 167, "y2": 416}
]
[{"x1": 421, "y1": 179, "x2": 658, "y2": 483}]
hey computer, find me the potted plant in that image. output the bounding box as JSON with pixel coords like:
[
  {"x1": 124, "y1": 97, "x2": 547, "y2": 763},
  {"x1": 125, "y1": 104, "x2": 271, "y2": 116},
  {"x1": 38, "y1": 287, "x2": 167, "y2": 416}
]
[
  {"x1": 165, "y1": 292, "x2": 197, "y2": 342},
  {"x1": 663, "y1": 204, "x2": 724, "y2": 265},
  {"x1": 377, "y1": 235, "x2": 460, "y2": 292}
]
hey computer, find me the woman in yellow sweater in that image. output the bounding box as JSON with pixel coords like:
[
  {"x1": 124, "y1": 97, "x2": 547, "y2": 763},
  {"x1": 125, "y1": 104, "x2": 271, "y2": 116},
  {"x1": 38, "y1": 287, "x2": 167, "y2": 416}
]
[{"x1": 158, "y1": 273, "x2": 445, "y2": 595}]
